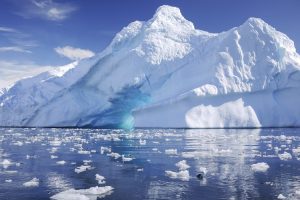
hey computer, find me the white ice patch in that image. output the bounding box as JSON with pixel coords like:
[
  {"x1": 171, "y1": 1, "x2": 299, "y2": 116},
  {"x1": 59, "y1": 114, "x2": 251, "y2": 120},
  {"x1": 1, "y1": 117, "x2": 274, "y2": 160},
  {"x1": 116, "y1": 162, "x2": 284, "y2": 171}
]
[
  {"x1": 95, "y1": 174, "x2": 106, "y2": 185},
  {"x1": 56, "y1": 161, "x2": 67, "y2": 165},
  {"x1": 175, "y1": 160, "x2": 190, "y2": 171},
  {"x1": 251, "y1": 162, "x2": 270, "y2": 172},
  {"x1": 100, "y1": 147, "x2": 111, "y2": 154},
  {"x1": 165, "y1": 170, "x2": 190, "y2": 181},
  {"x1": 23, "y1": 178, "x2": 39, "y2": 187},
  {"x1": 165, "y1": 149, "x2": 177, "y2": 155},
  {"x1": 122, "y1": 155, "x2": 134, "y2": 162},
  {"x1": 50, "y1": 186, "x2": 114, "y2": 200},
  {"x1": 78, "y1": 150, "x2": 91, "y2": 155},
  {"x1": 107, "y1": 152, "x2": 121, "y2": 159},
  {"x1": 277, "y1": 194, "x2": 287, "y2": 199},
  {"x1": 0, "y1": 159, "x2": 13, "y2": 169},
  {"x1": 278, "y1": 152, "x2": 292, "y2": 161},
  {"x1": 74, "y1": 165, "x2": 94, "y2": 173}
]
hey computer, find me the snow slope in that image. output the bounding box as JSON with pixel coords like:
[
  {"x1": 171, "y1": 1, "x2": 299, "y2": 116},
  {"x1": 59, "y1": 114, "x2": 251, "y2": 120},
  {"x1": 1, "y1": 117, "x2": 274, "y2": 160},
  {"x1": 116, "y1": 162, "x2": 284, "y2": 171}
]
[{"x1": 1, "y1": 5, "x2": 300, "y2": 128}]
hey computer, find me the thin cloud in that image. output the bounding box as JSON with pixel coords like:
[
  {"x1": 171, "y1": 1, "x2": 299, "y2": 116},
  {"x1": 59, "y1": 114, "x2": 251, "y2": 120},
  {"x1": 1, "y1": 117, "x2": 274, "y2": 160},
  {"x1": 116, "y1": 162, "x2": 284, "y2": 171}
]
[
  {"x1": 55, "y1": 46, "x2": 95, "y2": 61},
  {"x1": 0, "y1": 26, "x2": 38, "y2": 53},
  {"x1": 0, "y1": 26, "x2": 18, "y2": 33},
  {"x1": 16, "y1": 0, "x2": 78, "y2": 21},
  {"x1": 0, "y1": 46, "x2": 32, "y2": 53}
]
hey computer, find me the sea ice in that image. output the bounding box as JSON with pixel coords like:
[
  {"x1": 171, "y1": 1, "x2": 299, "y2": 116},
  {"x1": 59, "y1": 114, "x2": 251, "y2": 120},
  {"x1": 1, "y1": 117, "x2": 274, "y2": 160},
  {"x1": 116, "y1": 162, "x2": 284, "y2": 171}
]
[
  {"x1": 165, "y1": 149, "x2": 177, "y2": 155},
  {"x1": 95, "y1": 174, "x2": 106, "y2": 184},
  {"x1": 278, "y1": 152, "x2": 292, "y2": 161},
  {"x1": 251, "y1": 162, "x2": 270, "y2": 172},
  {"x1": 23, "y1": 178, "x2": 39, "y2": 187},
  {"x1": 51, "y1": 186, "x2": 114, "y2": 200},
  {"x1": 165, "y1": 170, "x2": 190, "y2": 181},
  {"x1": 75, "y1": 165, "x2": 94, "y2": 173},
  {"x1": 175, "y1": 160, "x2": 190, "y2": 170},
  {"x1": 56, "y1": 161, "x2": 67, "y2": 165}
]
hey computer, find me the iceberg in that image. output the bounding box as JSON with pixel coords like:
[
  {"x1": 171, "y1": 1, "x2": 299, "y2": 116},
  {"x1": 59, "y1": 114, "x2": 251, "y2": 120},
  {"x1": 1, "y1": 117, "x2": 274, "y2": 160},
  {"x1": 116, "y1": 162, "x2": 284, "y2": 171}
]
[{"x1": 0, "y1": 5, "x2": 300, "y2": 128}]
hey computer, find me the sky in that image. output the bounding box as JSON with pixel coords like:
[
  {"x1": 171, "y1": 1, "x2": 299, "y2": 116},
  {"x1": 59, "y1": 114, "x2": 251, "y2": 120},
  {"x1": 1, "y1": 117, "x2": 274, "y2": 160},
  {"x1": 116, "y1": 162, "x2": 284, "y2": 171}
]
[{"x1": 0, "y1": 0, "x2": 300, "y2": 86}]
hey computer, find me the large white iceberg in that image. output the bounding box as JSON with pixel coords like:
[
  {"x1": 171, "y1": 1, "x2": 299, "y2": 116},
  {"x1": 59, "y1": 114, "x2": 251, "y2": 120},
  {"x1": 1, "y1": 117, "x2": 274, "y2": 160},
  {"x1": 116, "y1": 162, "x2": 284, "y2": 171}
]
[{"x1": 0, "y1": 5, "x2": 300, "y2": 128}]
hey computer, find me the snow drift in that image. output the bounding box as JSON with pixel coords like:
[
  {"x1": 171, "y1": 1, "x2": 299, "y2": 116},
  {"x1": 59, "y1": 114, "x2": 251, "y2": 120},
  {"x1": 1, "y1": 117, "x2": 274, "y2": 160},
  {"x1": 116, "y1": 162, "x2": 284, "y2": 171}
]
[{"x1": 1, "y1": 5, "x2": 300, "y2": 128}]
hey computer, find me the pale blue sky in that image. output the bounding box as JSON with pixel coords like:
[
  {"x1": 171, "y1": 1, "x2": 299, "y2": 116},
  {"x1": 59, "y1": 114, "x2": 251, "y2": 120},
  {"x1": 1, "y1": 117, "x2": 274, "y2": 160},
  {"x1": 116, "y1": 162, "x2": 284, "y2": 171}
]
[{"x1": 0, "y1": 0, "x2": 299, "y2": 70}]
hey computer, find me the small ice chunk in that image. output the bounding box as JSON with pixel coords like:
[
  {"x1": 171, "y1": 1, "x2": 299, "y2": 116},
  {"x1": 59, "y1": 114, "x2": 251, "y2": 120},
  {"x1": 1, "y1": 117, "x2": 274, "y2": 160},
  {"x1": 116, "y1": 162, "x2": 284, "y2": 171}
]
[
  {"x1": 95, "y1": 174, "x2": 106, "y2": 184},
  {"x1": 50, "y1": 140, "x2": 62, "y2": 146},
  {"x1": 175, "y1": 160, "x2": 190, "y2": 171},
  {"x1": 165, "y1": 149, "x2": 177, "y2": 155},
  {"x1": 75, "y1": 165, "x2": 94, "y2": 173},
  {"x1": 165, "y1": 170, "x2": 190, "y2": 181},
  {"x1": 199, "y1": 167, "x2": 208, "y2": 175},
  {"x1": 139, "y1": 139, "x2": 146, "y2": 145},
  {"x1": 56, "y1": 161, "x2": 67, "y2": 165},
  {"x1": 107, "y1": 152, "x2": 121, "y2": 159},
  {"x1": 251, "y1": 162, "x2": 270, "y2": 172},
  {"x1": 0, "y1": 159, "x2": 13, "y2": 169},
  {"x1": 5, "y1": 179, "x2": 12, "y2": 183},
  {"x1": 51, "y1": 186, "x2": 114, "y2": 200},
  {"x1": 279, "y1": 135, "x2": 286, "y2": 141},
  {"x1": 278, "y1": 152, "x2": 292, "y2": 161},
  {"x1": 100, "y1": 147, "x2": 111, "y2": 154},
  {"x1": 13, "y1": 141, "x2": 23, "y2": 146},
  {"x1": 51, "y1": 155, "x2": 58, "y2": 159},
  {"x1": 78, "y1": 150, "x2": 91, "y2": 155},
  {"x1": 122, "y1": 155, "x2": 134, "y2": 162},
  {"x1": 23, "y1": 178, "x2": 39, "y2": 187},
  {"x1": 277, "y1": 194, "x2": 287, "y2": 199}
]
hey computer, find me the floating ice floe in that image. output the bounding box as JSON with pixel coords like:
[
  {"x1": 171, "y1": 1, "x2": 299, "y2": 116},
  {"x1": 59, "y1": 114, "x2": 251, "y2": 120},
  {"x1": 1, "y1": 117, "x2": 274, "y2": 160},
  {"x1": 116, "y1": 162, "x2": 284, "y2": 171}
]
[
  {"x1": 0, "y1": 159, "x2": 13, "y2": 169},
  {"x1": 278, "y1": 152, "x2": 292, "y2": 161},
  {"x1": 77, "y1": 150, "x2": 91, "y2": 155},
  {"x1": 165, "y1": 149, "x2": 177, "y2": 155},
  {"x1": 51, "y1": 155, "x2": 58, "y2": 159},
  {"x1": 95, "y1": 174, "x2": 106, "y2": 184},
  {"x1": 251, "y1": 162, "x2": 270, "y2": 173},
  {"x1": 139, "y1": 139, "x2": 146, "y2": 145},
  {"x1": 175, "y1": 160, "x2": 190, "y2": 171},
  {"x1": 122, "y1": 155, "x2": 134, "y2": 162},
  {"x1": 277, "y1": 194, "x2": 287, "y2": 199},
  {"x1": 50, "y1": 186, "x2": 114, "y2": 200},
  {"x1": 56, "y1": 161, "x2": 67, "y2": 165},
  {"x1": 107, "y1": 152, "x2": 121, "y2": 159},
  {"x1": 198, "y1": 166, "x2": 208, "y2": 175},
  {"x1": 50, "y1": 140, "x2": 62, "y2": 146},
  {"x1": 23, "y1": 178, "x2": 39, "y2": 187},
  {"x1": 12, "y1": 141, "x2": 23, "y2": 146},
  {"x1": 100, "y1": 146, "x2": 111, "y2": 154},
  {"x1": 165, "y1": 170, "x2": 190, "y2": 181},
  {"x1": 75, "y1": 165, "x2": 94, "y2": 173},
  {"x1": 5, "y1": 179, "x2": 12, "y2": 183}
]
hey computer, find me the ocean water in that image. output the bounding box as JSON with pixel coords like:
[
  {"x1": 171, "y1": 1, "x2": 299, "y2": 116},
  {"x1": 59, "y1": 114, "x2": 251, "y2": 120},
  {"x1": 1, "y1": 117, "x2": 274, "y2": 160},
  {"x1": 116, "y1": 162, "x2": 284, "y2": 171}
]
[{"x1": 0, "y1": 128, "x2": 300, "y2": 200}]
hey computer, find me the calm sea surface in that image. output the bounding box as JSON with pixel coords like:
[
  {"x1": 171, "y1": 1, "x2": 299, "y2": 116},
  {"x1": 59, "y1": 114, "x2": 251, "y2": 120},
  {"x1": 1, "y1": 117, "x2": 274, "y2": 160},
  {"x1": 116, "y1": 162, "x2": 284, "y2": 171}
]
[{"x1": 1, "y1": 128, "x2": 300, "y2": 200}]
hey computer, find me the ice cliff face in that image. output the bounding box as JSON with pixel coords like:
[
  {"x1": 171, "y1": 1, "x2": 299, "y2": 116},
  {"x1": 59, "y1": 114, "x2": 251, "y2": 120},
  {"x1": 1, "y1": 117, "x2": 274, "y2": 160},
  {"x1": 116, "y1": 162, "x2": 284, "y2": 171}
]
[{"x1": 1, "y1": 5, "x2": 300, "y2": 128}]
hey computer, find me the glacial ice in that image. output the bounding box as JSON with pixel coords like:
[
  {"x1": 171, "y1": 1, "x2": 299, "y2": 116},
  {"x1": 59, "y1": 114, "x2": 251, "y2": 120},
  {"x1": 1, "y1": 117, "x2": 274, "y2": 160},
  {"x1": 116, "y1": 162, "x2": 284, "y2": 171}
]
[{"x1": 0, "y1": 5, "x2": 300, "y2": 128}]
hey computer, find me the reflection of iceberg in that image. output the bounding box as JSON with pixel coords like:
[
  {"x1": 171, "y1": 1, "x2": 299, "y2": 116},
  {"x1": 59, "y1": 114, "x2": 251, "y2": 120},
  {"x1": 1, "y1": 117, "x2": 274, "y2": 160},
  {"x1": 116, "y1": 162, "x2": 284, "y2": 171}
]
[
  {"x1": 183, "y1": 129, "x2": 261, "y2": 199},
  {"x1": 146, "y1": 181, "x2": 188, "y2": 200}
]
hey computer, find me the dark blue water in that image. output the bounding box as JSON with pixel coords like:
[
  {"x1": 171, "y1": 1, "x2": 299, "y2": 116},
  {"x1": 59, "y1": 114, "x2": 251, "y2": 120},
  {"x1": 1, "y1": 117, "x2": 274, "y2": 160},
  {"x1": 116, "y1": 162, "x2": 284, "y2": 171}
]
[{"x1": 1, "y1": 128, "x2": 300, "y2": 200}]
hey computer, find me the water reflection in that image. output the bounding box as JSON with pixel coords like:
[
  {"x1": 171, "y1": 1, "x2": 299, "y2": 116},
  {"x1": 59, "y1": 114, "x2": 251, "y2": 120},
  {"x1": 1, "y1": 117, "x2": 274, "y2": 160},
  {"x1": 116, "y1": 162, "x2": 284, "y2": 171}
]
[{"x1": 0, "y1": 128, "x2": 300, "y2": 199}]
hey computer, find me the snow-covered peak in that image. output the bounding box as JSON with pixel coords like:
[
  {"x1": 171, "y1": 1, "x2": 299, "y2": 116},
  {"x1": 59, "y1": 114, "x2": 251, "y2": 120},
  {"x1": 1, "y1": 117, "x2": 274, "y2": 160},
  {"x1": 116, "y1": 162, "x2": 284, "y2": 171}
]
[
  {"x1": 239, "y1": 17, "x2": 297, "y2": 55},
  {"x1": 147, "y1": 5, "x2": 195, "y2": 35}
]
